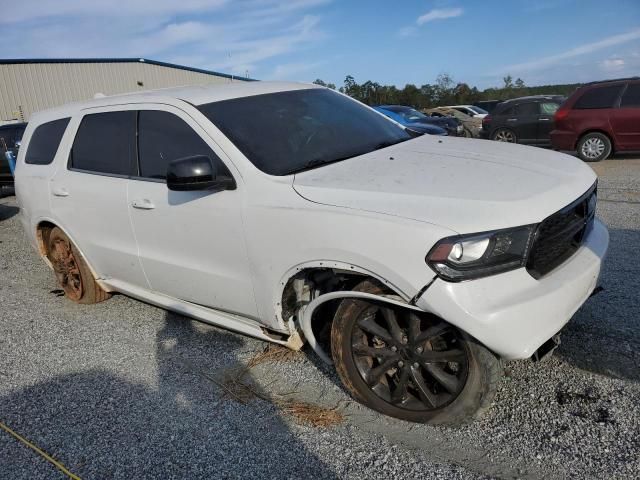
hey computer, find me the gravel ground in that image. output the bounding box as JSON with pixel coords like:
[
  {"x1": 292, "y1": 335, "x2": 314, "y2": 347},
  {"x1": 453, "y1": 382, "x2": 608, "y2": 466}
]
[{"x1": 1, "y1": 155, "x2": 639, "y2": 479}]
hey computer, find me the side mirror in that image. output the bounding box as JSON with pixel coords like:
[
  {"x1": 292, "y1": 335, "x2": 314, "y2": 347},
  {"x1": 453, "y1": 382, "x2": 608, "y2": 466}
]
[{"x1": 166, "y1": 155, "x2": 236, "y2": 192}]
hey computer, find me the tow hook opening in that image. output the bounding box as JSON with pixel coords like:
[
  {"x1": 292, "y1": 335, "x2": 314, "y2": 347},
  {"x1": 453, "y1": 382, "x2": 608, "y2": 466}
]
[{"x1": 531, "y1": 334, "x2": 561, "y2": 362}]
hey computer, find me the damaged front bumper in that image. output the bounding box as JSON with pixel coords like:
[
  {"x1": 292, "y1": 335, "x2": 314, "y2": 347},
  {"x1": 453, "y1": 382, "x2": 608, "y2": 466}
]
[{"x1": 415, "y1": 219, "x2": 609, "y2": 360}]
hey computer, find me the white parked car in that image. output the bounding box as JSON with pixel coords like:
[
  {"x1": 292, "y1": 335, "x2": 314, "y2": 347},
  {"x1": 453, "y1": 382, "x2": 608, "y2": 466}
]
[
  {"x1": 446, "y1": 105, "x2": 489, "y2": 118},
  {"x1": 15, "y1": 82, "x2": 608, "y2": 424}
]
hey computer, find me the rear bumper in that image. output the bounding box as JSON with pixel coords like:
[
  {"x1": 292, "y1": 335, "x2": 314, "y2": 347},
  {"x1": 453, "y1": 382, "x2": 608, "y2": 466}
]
[
  {"x1": 416, "y1": 218, "x2": 609, "y2": 360},
  {"x1": 550, "y1": 130, "x2": 578, "y2": 151},
  {"x1": 479, "y1": 129, "x2": 490, "y2": 140}
]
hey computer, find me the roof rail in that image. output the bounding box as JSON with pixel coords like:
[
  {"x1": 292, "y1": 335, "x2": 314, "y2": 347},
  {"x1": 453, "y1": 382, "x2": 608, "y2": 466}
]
[{"x1": 584, "y1": 76, "x2": 639, "y2": 86}]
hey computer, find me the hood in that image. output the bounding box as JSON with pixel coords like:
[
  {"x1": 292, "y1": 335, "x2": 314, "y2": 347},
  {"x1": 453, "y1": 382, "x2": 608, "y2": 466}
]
[{"x1": 292, "y1": 136, "x2": 596, "y2": 233}]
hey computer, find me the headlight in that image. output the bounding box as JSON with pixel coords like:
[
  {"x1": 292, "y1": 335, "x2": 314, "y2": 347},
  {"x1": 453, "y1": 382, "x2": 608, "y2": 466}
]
[{"x1": 426, "y1": 225, "x2": 536, "y2": 281}]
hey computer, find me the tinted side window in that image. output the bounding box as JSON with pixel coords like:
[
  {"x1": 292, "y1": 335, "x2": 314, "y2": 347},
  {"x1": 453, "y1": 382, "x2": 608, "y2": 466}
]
[
  {"x1": 518, "y1": 102, "x2": 539, "y2": 115},
  {"x1": 574, "y1": 85, "x2": 624, "y2": 109},
  {"x1": 25, "y1": 118, "x2": 70, "y2": 165},
  {"x1": 621, "y1": 83, "x2": 640, "y2": 108},
  {"x1": 500, "y1": 105, "x2": 517, "y2": 116},
  {"x1": 70, "y1": 111, "x2": 136, "y2": 176},
  {"x1": 138, "y1": 111, "x2": 221, "y2": 179}
]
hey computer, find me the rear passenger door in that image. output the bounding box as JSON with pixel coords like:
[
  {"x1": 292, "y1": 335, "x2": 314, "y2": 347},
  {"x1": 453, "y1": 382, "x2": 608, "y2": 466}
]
[
  {"x1": 610, "y1": 82, "x2": 640, "y2": 150},
  {"x1": 537, "y1": 102, "x2": 559, "y2": 144},
  {"x1": 49, "y1": 107, "x2": 148, "y2": 288},
  {"x1": 127, "y1": 106, "x2": 259, "y2": 318},
  {"x1": 511, "y1": 102, "x2": 540, "y2": 144}
]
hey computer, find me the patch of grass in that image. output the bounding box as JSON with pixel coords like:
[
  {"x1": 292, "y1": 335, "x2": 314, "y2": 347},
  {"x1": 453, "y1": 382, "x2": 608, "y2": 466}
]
[
  {"x1": 278, "y1": 400, "x2": 344, "y2": 428},
  {"x1": 246, "y1": 344, "x2": 302, "y2": 368}
]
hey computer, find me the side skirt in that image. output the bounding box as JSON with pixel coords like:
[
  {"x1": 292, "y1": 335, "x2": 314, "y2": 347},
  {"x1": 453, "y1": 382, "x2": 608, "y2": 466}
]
[{"x1": 102, "y1": 279, "x2": 294, "y2": 347}]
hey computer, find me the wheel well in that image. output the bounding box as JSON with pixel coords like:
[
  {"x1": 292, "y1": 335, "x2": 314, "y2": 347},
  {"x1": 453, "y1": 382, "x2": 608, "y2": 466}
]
[
  {"x1": 280, "y1": 268, "x2": 398, "y2": 353},
  {"x1": 577, "y1": 130, "x2": 615, "y2": 151},
  {"x1": 36, "y1": 221, "x2": 56, "y2": 259}
]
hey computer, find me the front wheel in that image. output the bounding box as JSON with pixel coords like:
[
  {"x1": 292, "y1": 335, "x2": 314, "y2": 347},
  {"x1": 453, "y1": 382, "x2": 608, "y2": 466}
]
[
  {"x1": 331, "y1": 281, "x2": 502, "y2": 424},
  {"x1": 577, "y1": 132, "x2": 612, "y2": 162}
]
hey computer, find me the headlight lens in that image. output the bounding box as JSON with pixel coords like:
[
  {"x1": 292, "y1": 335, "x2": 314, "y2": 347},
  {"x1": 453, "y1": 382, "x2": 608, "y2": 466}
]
[{"x1": 426, "y1": 225, "x2": 536, "y2": 281}]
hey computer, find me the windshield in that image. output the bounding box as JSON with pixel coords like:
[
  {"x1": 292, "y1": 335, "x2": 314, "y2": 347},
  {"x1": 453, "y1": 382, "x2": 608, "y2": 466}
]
[
  {"x1": 468, "y1": 106, "x2": 488, "y2": 115},
  {"x1": 198, "y1": 89, "x2": 411, "y2": 175}
]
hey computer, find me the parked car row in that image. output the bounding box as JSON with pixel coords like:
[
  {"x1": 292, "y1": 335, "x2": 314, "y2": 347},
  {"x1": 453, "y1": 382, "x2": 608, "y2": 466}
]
[
  {"x1": 373, "y1": 105, "x2": 464, "y2": 137},
  {"x1": 478, "y1": 77, "x2": 640, "y2": 162},
  {"x1": 424, "y1": 107, "x2": 483, "y2": 138}
]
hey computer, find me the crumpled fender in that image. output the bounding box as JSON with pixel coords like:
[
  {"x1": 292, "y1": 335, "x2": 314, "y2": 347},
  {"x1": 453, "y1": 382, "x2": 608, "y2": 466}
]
[{"x1": 299, "y1": 291, "x2": 427, "y2": 364}]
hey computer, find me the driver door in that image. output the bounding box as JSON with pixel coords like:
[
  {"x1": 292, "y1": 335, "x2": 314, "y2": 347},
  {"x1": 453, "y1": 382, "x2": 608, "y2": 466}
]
[{"x1": 127, "y1": 105, "x2": 259, "y2": 318}]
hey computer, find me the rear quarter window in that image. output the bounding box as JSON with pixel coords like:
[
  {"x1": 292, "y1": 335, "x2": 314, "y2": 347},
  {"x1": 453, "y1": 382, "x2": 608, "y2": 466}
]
[
  {"x1": 25, "y1": 118, "x2": 70, "y2": 165},
  {"x1": 621, "y1": 83, "x2": 640, "y2": 108},
  {"x1": 573, "y1": 85, "x2": 624, "y2": 109}
]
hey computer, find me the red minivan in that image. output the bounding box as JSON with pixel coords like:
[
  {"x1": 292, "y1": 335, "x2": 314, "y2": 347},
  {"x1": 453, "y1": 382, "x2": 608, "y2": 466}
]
[{"x1": 551, "y1": 77, "x2": 640, "y2": 162}]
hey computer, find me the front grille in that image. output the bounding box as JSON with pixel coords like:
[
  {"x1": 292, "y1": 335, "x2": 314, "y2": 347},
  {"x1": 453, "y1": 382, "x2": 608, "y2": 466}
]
[{"x1": 526, "y1": 184, "x2": 597, "y2": 278}]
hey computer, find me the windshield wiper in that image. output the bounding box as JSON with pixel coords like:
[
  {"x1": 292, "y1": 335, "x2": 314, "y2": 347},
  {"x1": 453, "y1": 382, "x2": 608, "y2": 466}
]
[{"x1": 284, "y1": 154, "x2": 357, "y2": 175}]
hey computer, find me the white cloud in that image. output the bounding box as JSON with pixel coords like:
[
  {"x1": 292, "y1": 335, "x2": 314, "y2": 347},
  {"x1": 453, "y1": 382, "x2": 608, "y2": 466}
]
[
  {"x1": 0, "y1": 0, "x2": 228, "y2": 24},
  {"x1": 397, "y1": 26, "x2": 418, "y2": 38},
  {"x1": 496, "y1": 28, "x2": 640, "y2": 74},
  {"x1": 416, "y1": 8, "x2": 464, "y2": 26},
  {"x1": 600, "y1": 57, "x2": 626, "y2": 72},
  {"x1": 1, "y1": 0, "x2": 331, "y2": 78}
]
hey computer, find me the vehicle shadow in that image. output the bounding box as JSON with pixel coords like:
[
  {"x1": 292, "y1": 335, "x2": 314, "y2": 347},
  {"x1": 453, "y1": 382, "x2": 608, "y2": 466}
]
[
  {"x1": 0, "y1": 311, "x2": 335, "y2": 479},
  {"x1": 556, "y1": 227, "x2": 640, "y2": 382},
  {"x1": 0, "y1": 202, "x2": 18, "y2": 221}
]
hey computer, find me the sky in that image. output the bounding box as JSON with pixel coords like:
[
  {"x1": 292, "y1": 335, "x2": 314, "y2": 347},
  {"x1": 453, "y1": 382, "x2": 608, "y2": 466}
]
[{"x1": 1, "y1": 0, "x2": 639, "y2": 90}]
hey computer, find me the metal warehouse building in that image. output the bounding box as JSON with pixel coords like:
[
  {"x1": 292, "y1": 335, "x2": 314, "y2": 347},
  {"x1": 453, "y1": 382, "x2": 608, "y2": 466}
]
[{"x1": 0, "y1": 58, "x2": 252, "y2": 123}]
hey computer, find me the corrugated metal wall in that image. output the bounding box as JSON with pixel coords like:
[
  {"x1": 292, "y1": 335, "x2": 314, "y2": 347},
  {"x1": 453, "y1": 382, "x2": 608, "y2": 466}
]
[{"x1": 0, "y1": 61, "x2": 239, "y2": 121}]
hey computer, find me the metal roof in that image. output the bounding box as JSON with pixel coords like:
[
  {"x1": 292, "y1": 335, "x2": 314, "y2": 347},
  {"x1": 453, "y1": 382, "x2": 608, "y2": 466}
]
[{"x1": 0, "y1": 58, "x2": 256, "y2": 82}]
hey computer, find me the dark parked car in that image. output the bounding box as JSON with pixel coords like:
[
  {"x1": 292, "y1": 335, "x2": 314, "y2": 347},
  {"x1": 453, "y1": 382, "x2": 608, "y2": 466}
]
[
  {"x1": 551, "y1": 77, "x2": 640, "y2": 162},
  {"x1": 0, "y1": 122, "x2": 27, "y2": 186},
  {"x1": 473, "y1": 100, "x2": 502, "y2": 114},
  {"x1": 375, "y1": 105, "x2": 464, "y2": 136},
  {"x1": 480, "y1": 96, "x2": 563, "y2": 146}
]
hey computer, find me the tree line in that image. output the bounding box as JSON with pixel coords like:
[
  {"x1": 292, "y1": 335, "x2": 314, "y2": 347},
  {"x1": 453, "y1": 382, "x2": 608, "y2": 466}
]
[{"x1": 313, "y1": 74, "x2": 582, "y2": 108}]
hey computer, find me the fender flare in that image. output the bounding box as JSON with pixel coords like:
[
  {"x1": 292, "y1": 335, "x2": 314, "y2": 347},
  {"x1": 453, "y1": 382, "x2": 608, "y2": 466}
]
[{"x1": 300, "y1": 291, "x2": 428, "y2": 364}]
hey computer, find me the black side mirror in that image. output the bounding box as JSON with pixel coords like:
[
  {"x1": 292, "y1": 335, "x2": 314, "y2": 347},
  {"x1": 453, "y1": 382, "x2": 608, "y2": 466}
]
[{"x1": 166, "y1": 155, "x2": 236, "y2": 192}]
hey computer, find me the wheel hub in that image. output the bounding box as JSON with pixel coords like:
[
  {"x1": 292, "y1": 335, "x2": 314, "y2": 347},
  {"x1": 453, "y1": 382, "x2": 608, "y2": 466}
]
[
  {"x1": 51, "y1": 238, "x2": 83, "y2": 301},
  {"x1": 351, "y1": 306, "x2": 469, "y2": 412}
]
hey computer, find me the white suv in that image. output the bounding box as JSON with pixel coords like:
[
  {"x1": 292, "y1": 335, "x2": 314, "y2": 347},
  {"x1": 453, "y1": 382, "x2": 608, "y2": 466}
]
[{"x1": 15, "y1": 82, "x2": 608, "y2": 424}]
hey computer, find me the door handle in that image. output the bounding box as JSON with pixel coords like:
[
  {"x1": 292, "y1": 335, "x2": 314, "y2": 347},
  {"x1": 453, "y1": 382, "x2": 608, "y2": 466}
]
[
  {"x1": 506, "y1": 118, "x2": 518, "y2": 122},
  {"x1": 52, "y1": 187, "x2": 69, "y2": 197},
  {"x1": 132, "y1": 199, "x2": 155, "y2": 210}
]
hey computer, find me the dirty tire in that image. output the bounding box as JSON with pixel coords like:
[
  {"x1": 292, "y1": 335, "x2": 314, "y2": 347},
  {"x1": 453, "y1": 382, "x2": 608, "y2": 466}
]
[
  {"x1": 577, "y1": 132, "x2": 612, "y2": 162},
  {"x1": 331, "y1": 280, "x2": 502, "y2": 425},
  {"x1": 47, "y1": 227, "x2": 111, "y2": 304}
]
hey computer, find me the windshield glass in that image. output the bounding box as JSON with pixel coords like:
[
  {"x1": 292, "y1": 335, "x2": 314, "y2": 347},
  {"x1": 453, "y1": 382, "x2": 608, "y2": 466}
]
[
  {"x1": 198, "y1": 89, "x2": 411, "y2": 175},
  {"x1": 468, "y1": 106, "x2": 488, "y2": 115}
]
